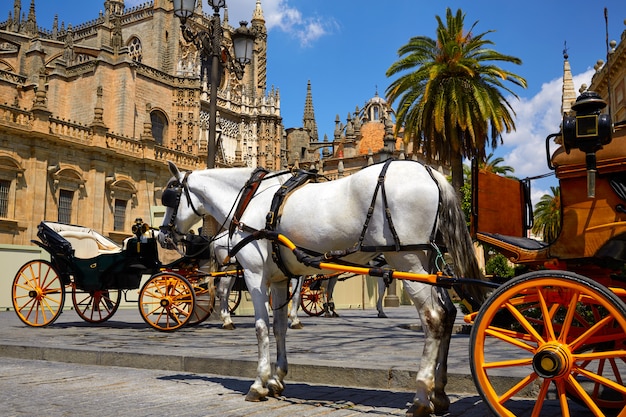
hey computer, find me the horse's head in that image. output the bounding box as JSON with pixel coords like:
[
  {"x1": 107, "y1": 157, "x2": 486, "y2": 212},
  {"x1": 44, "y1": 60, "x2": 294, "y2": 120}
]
[{"x1": 158, "y1": 161, "x2": 205, "y2": 249}]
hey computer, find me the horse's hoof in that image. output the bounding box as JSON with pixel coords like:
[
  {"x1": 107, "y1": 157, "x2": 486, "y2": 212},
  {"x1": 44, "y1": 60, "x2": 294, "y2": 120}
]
[
  {"x1": 222, "y1": 323, "x2": 236, "y2": 330},
  {"x1": 377, "y1": 312, "x2": 387, "y2": 318},
  {"x1": 245, "y1": 387, "x2": 269, "y2": 402},
  {"x1": 267, "y1": 379, "x2": 285, "y2": 397},
  {"x1": 431, "y1": 393, "x2": 450, "y2": 413},
  {"x1": 406, "y1": 402, "x2": 434, "y2": 417},
  {"x1": 290, "y1": 321, "x2": 304, "y2": 329}
]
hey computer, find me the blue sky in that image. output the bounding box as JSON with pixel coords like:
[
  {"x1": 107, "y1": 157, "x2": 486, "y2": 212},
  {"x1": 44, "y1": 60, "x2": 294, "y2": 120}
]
[{"x1": 27, "y1": 0, "x2": 626, "y2": 203}]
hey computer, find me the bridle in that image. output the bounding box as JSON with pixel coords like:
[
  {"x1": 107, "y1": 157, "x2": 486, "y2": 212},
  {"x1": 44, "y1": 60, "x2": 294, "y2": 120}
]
[{"x1": 160, "y1": 171, "x2": 204, "y2": 245}]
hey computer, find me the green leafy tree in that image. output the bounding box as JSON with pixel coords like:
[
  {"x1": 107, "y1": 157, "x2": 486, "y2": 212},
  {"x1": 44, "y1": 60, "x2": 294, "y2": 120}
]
[
  {"x1": 532, "y1": 186, "x2": 561, "y2": 243},
  {"x1": 385, "y1": 8, "x2": 527, "y2": 194},
  {"x1": 480, "y1": 152, "x2": 515, "y2": 177},
  {"x1": 485, "y1": 253, "x2": 515, "y2": 279}
]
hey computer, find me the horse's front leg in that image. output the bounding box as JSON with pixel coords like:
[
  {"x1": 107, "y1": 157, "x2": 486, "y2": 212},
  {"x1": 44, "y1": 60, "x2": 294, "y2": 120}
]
[
  {"x1": 245, "y1": 282, "x2": 272, "y2": 402},
  {"x1": 268, "y1": 280, "x2": 290, "y2": 396},
  {"x1": 404, "y1": 282, "x2": 454, "y2": 417}
]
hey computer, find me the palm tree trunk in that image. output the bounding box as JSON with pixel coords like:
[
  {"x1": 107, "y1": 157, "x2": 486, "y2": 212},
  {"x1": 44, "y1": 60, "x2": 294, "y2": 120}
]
[{"x1": 450, "y1": 152, "x2": 464, "y2": 200}]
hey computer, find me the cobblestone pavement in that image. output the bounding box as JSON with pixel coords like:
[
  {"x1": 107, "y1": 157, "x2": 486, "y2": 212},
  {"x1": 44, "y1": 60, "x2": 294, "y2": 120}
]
[
  {"x1": 0, "y1": 307, "x2": 589, "y2": 416},
  {"x1": 1, "y1": 357, "x2": 565, "y2": 417}
]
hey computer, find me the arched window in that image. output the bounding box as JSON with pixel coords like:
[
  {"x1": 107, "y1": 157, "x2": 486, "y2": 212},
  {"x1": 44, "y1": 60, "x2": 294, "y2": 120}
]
[
  {"x1": 128, "y1": 37, "x2": 143, "y2": 62},
  {"x1": 150, "y1": 110, "x2": 168, "y2": 145}
]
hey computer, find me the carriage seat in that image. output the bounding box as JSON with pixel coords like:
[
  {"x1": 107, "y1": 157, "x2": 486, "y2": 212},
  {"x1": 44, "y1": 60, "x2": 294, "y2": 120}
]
[
  {"x1": 42, "y1": 222, "x2": 122, "y2": 259},
  {"x1": 476, "y1": 232, "x2": 550, "y2": 265}
]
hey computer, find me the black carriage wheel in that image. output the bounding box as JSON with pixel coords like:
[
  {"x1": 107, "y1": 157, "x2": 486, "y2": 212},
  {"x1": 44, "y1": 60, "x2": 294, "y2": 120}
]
[
  {"x1": 470, "y1": 270, "x2": 626, "y2": 417},
  {"x1": 138, "y1": 272, "x2": 196, "y2": 332},
  {"x1": 12, "y1": 260, "x2": 66, "y2": 327},
  {"x1": 71, "y1": 287, "x2": 121, "y2": 323},
  {"x1": 300, "y1": 278, "x2": 325, "y2": 317}
]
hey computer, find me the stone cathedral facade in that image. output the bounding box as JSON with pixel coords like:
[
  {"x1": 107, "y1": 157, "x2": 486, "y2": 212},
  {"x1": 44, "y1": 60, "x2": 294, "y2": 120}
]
[{"x1": 0, "y1": 0, "x2": 283, "y2": 245}]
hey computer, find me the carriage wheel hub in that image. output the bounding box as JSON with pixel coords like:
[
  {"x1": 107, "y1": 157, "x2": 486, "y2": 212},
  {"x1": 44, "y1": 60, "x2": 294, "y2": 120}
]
[
  {"x1": 532, "y1": 343, "x2": 572, "y2": 379},
  {"x1": 160, "y1": 298, "x2": 170, "y2": 307}
]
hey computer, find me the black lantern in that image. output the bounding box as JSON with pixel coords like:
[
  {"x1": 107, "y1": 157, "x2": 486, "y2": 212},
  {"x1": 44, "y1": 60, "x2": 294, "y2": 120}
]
[
  {"x1": 232, "y1": 21, "x2": 255, "y2": 65},
  {"x1": 562, "y1": 91, "x2": 613, "y2": 198},
  {"x1": 172, "y1": 0, "x2": 196, "y2": 23}
]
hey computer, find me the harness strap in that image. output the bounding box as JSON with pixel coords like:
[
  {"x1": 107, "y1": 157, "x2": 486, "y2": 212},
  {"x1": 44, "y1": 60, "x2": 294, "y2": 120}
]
[
  {"x1": 182, "y1": 172, "x2": 204, "y2": 218},
  {"x1": 357, "y1": 159, "x2": 401, "y2": 251},
  {"x1": 423, "y1": 165, "x2": 443, "y2": 244},
  {"x1": 266, "y1": 170, "x2": 322, "y2": 278},
  {"x1": 229, "y1": 168, "x2": 269, "y2": 237}
]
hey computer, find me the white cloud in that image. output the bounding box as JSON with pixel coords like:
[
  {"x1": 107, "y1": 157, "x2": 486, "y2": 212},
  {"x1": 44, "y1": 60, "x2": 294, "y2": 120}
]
[
  {"x1": 183, "y1": 0, "x2": 333, "y2": 47},
  {"x1": 500, "y1": 68, "x2": 596, "y2": 179}
]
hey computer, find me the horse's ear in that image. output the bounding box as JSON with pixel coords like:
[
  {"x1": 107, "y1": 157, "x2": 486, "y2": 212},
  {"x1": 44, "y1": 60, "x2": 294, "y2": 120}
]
[{"x1": 168, "y1": 161, "x2": 181, "y2": 179}]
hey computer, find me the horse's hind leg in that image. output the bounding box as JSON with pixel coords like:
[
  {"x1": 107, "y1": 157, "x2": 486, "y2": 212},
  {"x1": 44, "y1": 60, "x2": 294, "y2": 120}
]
[
  {"x1": 430, "y1": 286, "x2": 456, "y2": 413},
  {"x1": 404, "y1": 282, "x2": 456, "y2": 416},
  {"x1": 385, "y1": 252, "x2": 454, "y2": 417}
]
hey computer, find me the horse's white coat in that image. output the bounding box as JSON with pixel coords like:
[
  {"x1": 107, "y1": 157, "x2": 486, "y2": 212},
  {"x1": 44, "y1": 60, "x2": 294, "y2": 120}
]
[{"x1": 158, "y1": 160, "x2": 485, "y2": 417}]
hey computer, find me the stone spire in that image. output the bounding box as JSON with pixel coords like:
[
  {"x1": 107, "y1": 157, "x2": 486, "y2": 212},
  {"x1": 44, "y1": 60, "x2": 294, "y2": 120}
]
[
  {"x1": 12, "y1": 0, "x2": 21, "y2": 32},
  {"x1": 223, "y1": 6, "x2": 229, "y2": 27},
  {"x1": 303, "y1": 80, "x2": 318, "y2": 141},
  {"x1": 23, "y1": 0, "x2": 36, "y2": 36},
  {"x1": 252, "y1": 0, "x2": 264, "y2": 23},
  {"x1": 561, "y1": 43, "x2": 576, "y2": 117},
  {"x1": 252, "y1": 0, "x2": 267, "y2": 93}
]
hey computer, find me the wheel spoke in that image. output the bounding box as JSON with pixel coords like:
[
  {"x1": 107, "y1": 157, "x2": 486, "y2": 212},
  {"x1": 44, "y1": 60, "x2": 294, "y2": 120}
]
[
  {"x1": 537, "y1": 287, "x2": 557, "y2": 341},
  {"x1": 505, "y1": 301, "x2": 546, "y2": 344},
  {"x1": 531, "y1": 379, "x2": 551, "y2": 417},
  {"x1": 575, "y1": 366, "x2": 626, "y2": 397},
  {"x1": 566, "y1": 374, "x2": 605, "y2": 417},
  {"x1": 498, "y1": 372, "x2": 539, "y2": 403},
  {"x1": 484, "y1": 327, "x2": 537, "y2": 352},
  {"x1": 558, "y1": 289, "x2": 580, "y2": 343},
  {"x1": 569, "y1": 315, "x2": 615, "y2": 352}
]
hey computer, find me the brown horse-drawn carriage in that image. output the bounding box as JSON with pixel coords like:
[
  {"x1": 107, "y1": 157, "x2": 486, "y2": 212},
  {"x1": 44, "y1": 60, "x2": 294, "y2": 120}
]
[{"x1": 470, "y1": 91, "x2": 626, "y2": 416}]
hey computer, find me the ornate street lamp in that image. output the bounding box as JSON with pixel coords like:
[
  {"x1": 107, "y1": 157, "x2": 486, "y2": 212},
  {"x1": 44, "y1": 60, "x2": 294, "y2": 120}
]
[{"x1": 173, "y1": 0, "x2": 255, "y2": 168}]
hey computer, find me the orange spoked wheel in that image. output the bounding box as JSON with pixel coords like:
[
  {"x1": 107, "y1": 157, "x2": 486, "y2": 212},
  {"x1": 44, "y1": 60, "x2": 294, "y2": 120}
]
[
  {"x1": 71, "y1": 287, "x2": 121, "y2": 323},
  {"x1": 188, "y1": 277, "x2": 215, "y2": 326},
  {"x1": 469, "y1": 271, "x2": 626, "y2": 417},
  {"x1": 138, "y1": 272, "x2": 196, "y2": 331},
  {"x1": 12, "y1": 260, "x2": 66, "y2": 327},
  {"x1": 300, "y1": 277, "x2": 325, "y2": 317}
]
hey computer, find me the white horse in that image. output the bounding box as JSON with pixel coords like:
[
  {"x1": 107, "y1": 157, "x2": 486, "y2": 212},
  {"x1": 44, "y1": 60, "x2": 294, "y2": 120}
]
[{"x1": 158, "y1": 160, "x2": 487, "y2": 417}]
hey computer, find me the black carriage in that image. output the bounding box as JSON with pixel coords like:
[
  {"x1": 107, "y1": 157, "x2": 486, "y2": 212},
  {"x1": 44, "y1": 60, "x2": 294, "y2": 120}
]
[{"x1": 10, "y1": 220, "x2": 219, "y2": 331}]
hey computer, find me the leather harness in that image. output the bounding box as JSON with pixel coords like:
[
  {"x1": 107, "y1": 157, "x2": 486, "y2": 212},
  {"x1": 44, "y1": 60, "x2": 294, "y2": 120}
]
[{"x1": 226, "y1": 159, "x2": 444, "y2": 278}]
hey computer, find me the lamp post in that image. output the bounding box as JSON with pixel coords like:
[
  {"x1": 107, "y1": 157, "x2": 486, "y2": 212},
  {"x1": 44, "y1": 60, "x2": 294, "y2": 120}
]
[{"x1": 173, "y1": 0, "x2": 255, "y2": 168}]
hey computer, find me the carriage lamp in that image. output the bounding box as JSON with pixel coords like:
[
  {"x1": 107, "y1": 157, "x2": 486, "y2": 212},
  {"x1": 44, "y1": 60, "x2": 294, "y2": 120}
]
[
  {"x1": 562, "y1": 91, "x2": 613, "y2": 198},
  {"x1": 173, "y1": 0, "x2": 255, "y2": 168}
]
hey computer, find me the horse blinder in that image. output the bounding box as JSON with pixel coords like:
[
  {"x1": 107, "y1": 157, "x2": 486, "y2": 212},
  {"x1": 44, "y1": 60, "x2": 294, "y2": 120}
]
[{"x1": 162, "y1": 182, "x2": 182, "y2": 209}]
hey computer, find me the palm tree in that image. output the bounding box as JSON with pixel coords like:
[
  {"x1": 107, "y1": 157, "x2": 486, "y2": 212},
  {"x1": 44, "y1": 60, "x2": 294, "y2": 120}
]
[
  {"x1": 480, "y1": 152, "x2": 515, "y2": 177},
  {"x1": 385, "y1": 8, "x2": 527, "y2": 194},
  {"x1": 532, "y1": 186, "x2": 561, "y2": 243}
]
